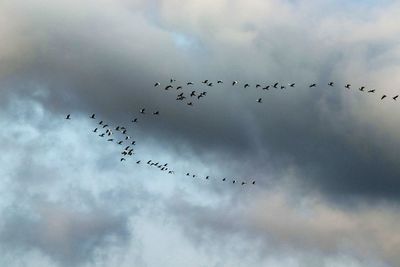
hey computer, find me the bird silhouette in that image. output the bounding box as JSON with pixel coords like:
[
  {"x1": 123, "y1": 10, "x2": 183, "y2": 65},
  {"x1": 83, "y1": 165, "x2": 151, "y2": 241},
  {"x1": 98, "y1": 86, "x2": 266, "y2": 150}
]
[
  {"x1": 393, "y1": 95, "x2": 399, "y2": 100},
  {"x1": 309, "y1": 83, "x2": 316, "y2": 88},
  {"x1": 257, "y1": 98, "x2": 262, "y2": 103},
  {"x1": 381, "y1": 95, "x2": 387, "y2": 100},
  {"x1": 154, "y1": 82, "x2": 160, "y2": 87},
  {"x1": 345, "y1": 84, "x2": 351, "y2": 89},
  {"x1": 232, "y1": 81, "x2": 238, "y2": 86},
  {"x1": 90, "y1": 114, "x2": 95, "y2": 119},
  {"x1": 65, "y1": 114, "x2": 71, "y2": 120},
  {"x1": 328, "y1": 82, "x2": 334, "y2": 86}
]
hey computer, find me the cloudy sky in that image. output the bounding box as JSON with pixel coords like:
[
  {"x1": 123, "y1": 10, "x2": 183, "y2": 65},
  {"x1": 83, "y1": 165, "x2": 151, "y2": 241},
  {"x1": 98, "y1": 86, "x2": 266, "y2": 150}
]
[{"x1": 1, "y1": 0, "x2": 400, "y2": 266}]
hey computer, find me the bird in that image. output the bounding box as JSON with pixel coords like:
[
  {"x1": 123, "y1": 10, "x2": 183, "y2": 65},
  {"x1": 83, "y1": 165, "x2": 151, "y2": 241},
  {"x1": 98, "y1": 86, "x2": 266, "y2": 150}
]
[
  {"x1": 257, "y1": 98, "x2": 262, "y2": 103},
  {"x1": 359, "y1": 86, "x2": 365, "y2": 92},
  {"x1": 381, "y1": 95, "x2": 387, "y2": 100},
  {"x1": 136, "y1": 160, "x2": 141, "y2": 164},
  {"x1": 170, "y1": 78, "x2": 176, "y2": 83},
  {"x1": 273, "y1": 82, "x2": 279, "y2": 88},
  {"x1": 232, "y1": 180, "x2": 236, "y2": 184},
  {"x1": 132, "y1": 118, "x2": 138, "y2": 123},
  {"x1": 328, "y1": 82, "x2": 334, "y2": 86},
  {"x1": 262, "y1": 86, "x2": 270, "y2": 90},
  {"x1": 208, "y1": 82, "x2": 213, "y2": 87},
  {"x1": 120, "y1": 158, "x2": 126, "y2": 162},
  {"x1": 256, "y1": 84, "x2": 261, "y2": 88},
  {"x1": 222, "y1": 178, "x2": 226, "y2": 181},
  {"x1": 125, "y1": 136, "x2": 131, "y2": 140},
  {"x1": 153, "y1": 111, "x2": 159, "y2": 115},
  {"x1": 241, "y1": 182, "x2": 246, "y2": 185},
  {"x1": 93, "y1": 128, "x2": 98, "y2": 133},
  {"x1": 117, "y1": 141, "x2": 123, "y2": 145},
  {"x1": 131, "y1": 141, "x2": 136, "y2": 145},
  {"x1": 345, "y1": 84, "x2": 351, "y2": 89},
  {"x1": 244, "y1": 83, "x2": 250, "y2": 88},
  {"x1": 147, "y1": 160, "x2": 151, "y2": 164},
  {"x1": 140, "y1": 108, "x2": 145, "y2": 114},
  {"x1": 393, "y1": 95, "x2": 399, "y2": 100},
  {"x1": 99, "y1": 120, "x2": 103, "y2": 125},
  {"x1": 309, "y1": 83, "x2": 316, "y2": 88},
  {"x1": 99, "y1": 133, "x2": 105, "y2": 137},
  {"x1": 125, "y1": 146, "x2": 130, "y2": 150},
  {"x1": 168, "y1": 171, "x2": 174, "y2": 174},
  {"x1": 190, "y1": 91, "x2": 196, "y2": 97},
  {"x1": 187, "y1": 82, "x2": 193, "y2": 85},
  {"x1": 202, "y1": 80, "x2": 208, "y2": 84},
  {"x1": 186, "y1": 173, "x2": 190, "y2": 176},
  {"x1": 217, "y1": 80, "x2": 223, "y2": 84},
  {"x1": 176, "y1": 86, "x2": 182, "y2": 90},
  {"x1": 252, "y1": 181, "x2": 256, "y2": 185},
  {"x1": 289, "y1": 83, "x2": 295, "y2": 87},
  {"x1": 165, "y1": 85, "x2": 173, "y2": 90},
  {"x1": 187, "y1": 102, "x2": 193, "y2": 106},
  {"x1": 368, "y1": 89, "x2": 375, "y2": 93},
  {"x1": 280, "y1": 86, "x2": 286, "y2": 89},
  {"x1": 90, "y1": 114, "x2": 95, "y2": 119},
  {"x1": 107, "y1": 138, "x2": 114, "y2": 142},
  {"x1": 154, "y1": 82, "x2": 160, "y2": 87},
  {"x1": 102, "y1": 124, "x2": 109, "y2": 128},
  {"x1": 65, "y1": 114, "x2": 71, "y2": 120},
  {"x1": 232, "y1": 81, "x2": 238, "y2": 86},
  {"x1": 205, "y1": 176, "x2": 209, "y2": 180}
]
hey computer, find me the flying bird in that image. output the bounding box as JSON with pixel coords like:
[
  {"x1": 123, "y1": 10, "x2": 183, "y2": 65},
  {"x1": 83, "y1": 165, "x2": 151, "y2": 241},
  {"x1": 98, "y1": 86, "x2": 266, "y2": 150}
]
[
  {"x1": 65, "y1": 114, "x2": 71, "y2": 120},
  {"x1": 187, "y1": 102, "x2": 193, "y2": 106},
  {"x1": 257, "y1": 98, "x2": 262, "y2": 103},
  {"x1": 393, "y1": 95, "x2": 399, "y2": 100},
  {"x1": 90, "y1": 114, "x2": 95, "y2": 119},
  {"x1": 165, "y1": 85, "x2": 173, "y2": 90},
  {"x1": 381, "y1": 95, "x2": 387, "y2": 100},
  {"x1": 309, "y1": 83, "x2": 316, "y2": 88},
  {"x1": 154, "y1": 82, "x2": 160, "y2": 87},
  {"x1": 232, "y1": 81, "x2": 238, "y2": 86},
  {"x1": 217, "y1": 80, "x2": 223, "y2": 84},
  {"x1": 368, "y1": 89, "x2": 375, "y2": 93},
  {"x1": 328, "y1": 82, "x2": 334, "y2": 86},
  {"x1": 345, "y1": 84, "x2": 351, "y2": 89},
  {"x1": 153, "y1": 111, "x2": 159, "y2": 115},
  {"x1": 140, "y1": 108, "x2": 145, "y2": 114},
  {"x1": 289, "y1": 83, "x2": 295, "y2": 87},
  {"x1": 187, "y1": 82, "x2": 193, "y2": 85},
  {"x1": 262, "y1": 86, "x2": 270, "y2": 90},
  {"x1": 93, "y1": 128, "x2": 98, "y2": 133},
  {"x1": 273, "y1": 82, "x2": 279, "y2": 88},
  {"x1": 244, "y1": 83, "x2": 250, "y2": 88}
]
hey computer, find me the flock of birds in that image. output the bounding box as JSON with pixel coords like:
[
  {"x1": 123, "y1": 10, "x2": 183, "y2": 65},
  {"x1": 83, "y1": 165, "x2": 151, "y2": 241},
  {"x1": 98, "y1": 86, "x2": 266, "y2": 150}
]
[
  {"x1": 154, "y1": 79, "x2": 400, "y2": 105},
  {"x1": 65, "y1": 78, "x2": 398, "y2": 188}
]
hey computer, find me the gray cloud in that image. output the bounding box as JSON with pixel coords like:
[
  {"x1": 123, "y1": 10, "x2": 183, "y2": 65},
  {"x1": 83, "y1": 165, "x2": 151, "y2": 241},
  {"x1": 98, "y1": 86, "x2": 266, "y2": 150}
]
[{"x1": 1, "y1": 0, "x2": 400, "y2": 266}]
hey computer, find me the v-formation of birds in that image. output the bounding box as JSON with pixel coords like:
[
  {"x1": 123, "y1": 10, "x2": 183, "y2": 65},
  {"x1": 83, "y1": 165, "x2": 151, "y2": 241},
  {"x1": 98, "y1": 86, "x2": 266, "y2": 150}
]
[{"x1": 66, "y1": 78, "x2": 398, "y2": 187}]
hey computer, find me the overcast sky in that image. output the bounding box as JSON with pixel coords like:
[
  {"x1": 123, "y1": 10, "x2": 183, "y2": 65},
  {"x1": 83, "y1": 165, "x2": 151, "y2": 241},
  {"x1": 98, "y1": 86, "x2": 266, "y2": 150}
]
[{"x1": 1, "y1": 0, "x2": 400, "y2": 266}]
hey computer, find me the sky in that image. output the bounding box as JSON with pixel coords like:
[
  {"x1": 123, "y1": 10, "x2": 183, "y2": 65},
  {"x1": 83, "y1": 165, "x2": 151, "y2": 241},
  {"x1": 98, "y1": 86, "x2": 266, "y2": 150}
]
[{"x1": 0, "y1": 0, "x2": 400, "y2": 266}]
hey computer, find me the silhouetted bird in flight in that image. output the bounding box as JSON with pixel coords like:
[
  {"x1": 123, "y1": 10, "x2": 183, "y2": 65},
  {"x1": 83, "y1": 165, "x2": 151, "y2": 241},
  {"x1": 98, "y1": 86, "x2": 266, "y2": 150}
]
[
  {"x1": 232, "y1": 81, "x2": 238, "y2": 86},
  {"x1": 393, "y1": 95, "x2": 399, "y2": 100},
  {"x1": 217, "y1": 80, "x2": 223, "y2": 84},
  {"x1": 289, "y1": 83, "x2": 295, "y2": 87},
  {"x1": 244, "y1": 83, "x2": 250, "y2": 88},
  {"x1": 187, "y1": 82, "x2": 193, "y2": 85},
  {"x1": 381, "y1": 95, "x2": 387, "y2": 100},
  {"x1": 93, "y1": 128, "x2": 98, "y2": 133},
  {"x1": 140, "y1": 108, "x2": 145, "y2": 114},
  {"x1": 368, "y1": 89, "x2": 375, "y2": 93},
  {"x1": 273, "y1": 82, "x2": 278, "y2": 88},
  {"x1": 187, "y1": 102, "x2": 193, "y2": 106},
  {"x1": 257, "y1": 98, "x2": 262, "y2": 103},
  {"x1": 65, "y1": 114, "x2": 71, "y2": 120},
  {"x1": 328, "y1": 82, "x2": 334, "y2": 86},
  {"x1": 90, "y1": 114, "x2": 95, "y2": 119},
  {"x1": 309, "y1": 83, "x2": 316, "y2": 88},
  {"x1": 153, "y1": 111, "x2": 159, "y2": 115},
  {"x1": 165, "y1": 85, "x2": 173, "y2": 90},
  {"x1": 345, "y1": 84, "x2": 351, "y2": 89}
]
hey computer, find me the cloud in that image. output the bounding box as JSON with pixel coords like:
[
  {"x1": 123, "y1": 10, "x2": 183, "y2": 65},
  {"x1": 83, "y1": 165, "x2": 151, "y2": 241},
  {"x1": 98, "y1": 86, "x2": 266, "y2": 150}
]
[{"x1": 1, "y1": 0, "x2": 400, "y2": 266}]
